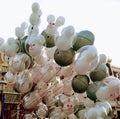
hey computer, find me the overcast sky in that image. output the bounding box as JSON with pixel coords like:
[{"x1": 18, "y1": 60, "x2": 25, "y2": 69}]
[{"x1": 0, "y1": 0, "x2": 120, "y2": 66}]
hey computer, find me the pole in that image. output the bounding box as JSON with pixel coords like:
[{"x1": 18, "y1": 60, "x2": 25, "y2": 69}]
[
  {"x1": 16, "y1": 104, "x2": 20, "y2": 119},
  {"x1": 0, "y1": 80, "x2": 7, "y2": 119}
]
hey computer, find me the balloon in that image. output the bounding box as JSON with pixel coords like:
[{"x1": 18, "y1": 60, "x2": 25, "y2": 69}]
[
  {"x1": 85, "y1": 105, "x2": 107, "y2": 119},
  {"x1": 46, "y1": 46, "x2": 57, "y2": 59},
  {"x1": 60, "y1": 94, "x2": 79, "y2": 115},
  {"x1": 72, "y1": 74, "x2": 90, "y2": 93},
  {"x1": 4, "y1": 71, "x2": 15, "y2": 83},
  {"x1": 51, "y1": 80, "x2": 63, "y2": 96},
  {"x1": 90, "y1": 64, "x2": 109, "y2": 82},
  {"x1": 40, "y1": 60, "x2": 61, "y2": 83},
  {"x1": 73, "y1": 30, "x2": 95, "y2": 51},
  {"x1": 25, "y1": 35, "x2": 45, "y2": 57},
  {"x1": 58, "y1": 65, "x2": 74, "y2": 78},
  {"x1": 23, "y1": 91, "x2": 42, "y2": 109},
  {"x1": 14, "y1": 70, "x2": 33, "y2": 93},
  {"x1": 3, "y1": 37, "x2": 19, "y2": 57},
  {"x1": 19, "y1": 36, "x2": 28, "y2": 53},
  {"x1": 86, "y1": 81, "x2": 102, "y2": 101},
  {"x1": 36, "y1": 102, "x2": 48, "y2": 118},
  {"x1": 74, "y1": 45, "x2": 99, "y2": 75},
  {"x1": 96, "y1": 101, "x2": 112, "y2": 114},
  {"x1": 41, "y1": 30, "x2": 55, "y2": 48},
  {"x1": 42, "y1": 89, "x2": 57, "y2": 107},
  {"x1": 9, "y1": 53, "x2": 31, "y2": 73},
  {"x1": 23, "y1": 114, "x2": 33, "y2": 119},
  {"x1": 33, "y1": 47, "x2": 49, "y2": 66},
  {"x1": 96, "y1": 76, "x2": 120, "y2": 101},
  {"x1": 62, "y1": 78, "x2": 74, "y2": 96},
  {"x1": 54, "y1": 48, "x2": 75, "y2": 67},
  {"x1": 41, "y1": 15, "x2": 65, "y2": 48},
  {"x1": 49, "y1": 107, "x2": 66, "y2": 119},
  {"x1": 55, "y1": 25, "x2": 75, "y2": 50},
  {"x1": 96, "y1": 83, "x2": 109, "y2": 101},
  {"x1": 29, "y1": 64, "x2": 42, "y2": 83},
  {"x1": 99, "y1": 53, "x2": 108, "y2": 64}
]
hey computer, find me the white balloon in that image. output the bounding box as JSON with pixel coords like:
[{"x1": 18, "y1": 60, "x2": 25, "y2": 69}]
[
  {"x1": 99, "y1": 53, "x2": 108, "y2": 64},
  {"x1": 74, "y1": 45, "x2": 99, "y2": 75},
  {"x1": 55, "y1": 25, "x2": 75, "y2": 50}
]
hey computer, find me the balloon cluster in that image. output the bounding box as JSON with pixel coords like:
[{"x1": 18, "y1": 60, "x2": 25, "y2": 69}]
[{"x1": 0, "y1": 2, "x2": 120, "y2": 119}]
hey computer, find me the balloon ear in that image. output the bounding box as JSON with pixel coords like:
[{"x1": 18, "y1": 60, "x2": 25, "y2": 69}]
[
  {"x1": 32, "y1": 2, "x2": 40, "y2": 13},
  {"x1": 21, "y1": 22, "x2": 28, "y2": 30},
  {"x1": 99, "y1": 54, "x2": 107, "y2": 64},
  {"x1": 63, "y1": 26, "x2": 75, "y2": 37},
  {"x1": 47, "y1": 15, "x2": 55, "y2": 23},
  {"x1": 55, "y1": 16, "x2": 65, "y2": 27}
]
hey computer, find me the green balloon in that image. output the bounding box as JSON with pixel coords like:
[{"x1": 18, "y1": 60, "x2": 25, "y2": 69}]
[
  {"x1": 73, "y1": 30, "x2": 95, "y2": 51},
  {"x1": 86, "y1": 81, "x2": 101, "y2": 101},
  {"x1": 72, "y1": 74, "x2": 90, "y2": 93},
  {"x1": 17, "y1": 36, "x2": 34, "y2": 68},
  {"x1": 18, "y1": 36, "x2": 28, "y2": 53},
  {"x1": 54, "y1": 48, "x2": 75, "y2": 67},
  {"x1": 90, "y1": 64, "x2": 108, "y2": 82},
  {"x1": 41, "y1": 30, "x2": 55, "y2": 48}
]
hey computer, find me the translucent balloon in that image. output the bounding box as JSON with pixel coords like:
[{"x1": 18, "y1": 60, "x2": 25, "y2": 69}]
[
  {"x1": 51, "y1": 80, "x2": 63, "y2": 96},
  {"x1": 14, "y1": 70, "x2": 33, "y2": 93},
  {"x1": 3, "y1": 37, "x2": 19, "y2": 57},
  {"x1": 9, "y1": 53, "x2": 31, "y2": 73},
  {"x1": 96, "y1": 76, "x2": 120, "y2": 101},
  {"x1": 99, "y1": 53, "x2": 108, "y2": 64},
  {"x1": 25, "y1": 35, "x2": 45, "y2": 57},
  {"x1": 23, "y1": 90, "x2": 42, "y2": 109},
  {"x1": 74, "y1": 45, "x2": 99, "y2": 75},
  {"x1": 96, "y1": 85, "x2": 119, "y2": 101},
  {"x1": 55, "y1": 25, "x2": 75, "y2": 50},
  {"x1": 46, "y1": 46, "x2": 57, "y2": 59},
  {"x1": 40, "y1": 60, "x2": 61, "y2": 83},
  {"x1": 60, "y1": 94, "x2": 79, "y2": 115},
  {"x1": 96, "y1": 101, "x2": 112, "y2": 114},
  {"x1": 4, "y1": 71, "x2": 15, "y2": 83},
  {"x1": 58, "y1": 65, "x2": 74, "y2": 78},
  {"x1": 33, "y1": 47, "x2": 49, "y2": 66},
  {"x1": 36, "y1": 102, "x2": 48, "y2": 118},
  {"x1": 85, "y1": 106, "x2": 106, "y2": 119},
  {"x1": 43, "y1": 89, "x2": 57, "y2": 107},
  {"x1": 49, "y1": 107, "x2": 66, "y2": 119},
  {"x1": 96, "y1": 83, "x2": 109, "y2": 101},
  {"x1": 23, "y1": 114, "x2": 33, "y2": 119},
  {"x1": 29, "y1": 64, "x2": 42, "y2": 83}
]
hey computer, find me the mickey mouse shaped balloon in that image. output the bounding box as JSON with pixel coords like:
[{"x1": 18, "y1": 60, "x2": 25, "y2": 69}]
[
  {"x1": 41, "y1": 14, "x2": 65, "y2": 48},
  {"x1": 1, "y1": 37, "x2": 19, "y2": 58},
  {"x1": 55, "y1": 25, "x2": 75, "y2": 51},
  {"x1": 25, "y1": 34, "x2": 45, "y2": 58}
]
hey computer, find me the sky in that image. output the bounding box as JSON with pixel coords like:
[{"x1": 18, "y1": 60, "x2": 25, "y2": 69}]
[{"x1": 0, "y1": 0, "x2": 120, "y2": 67}]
